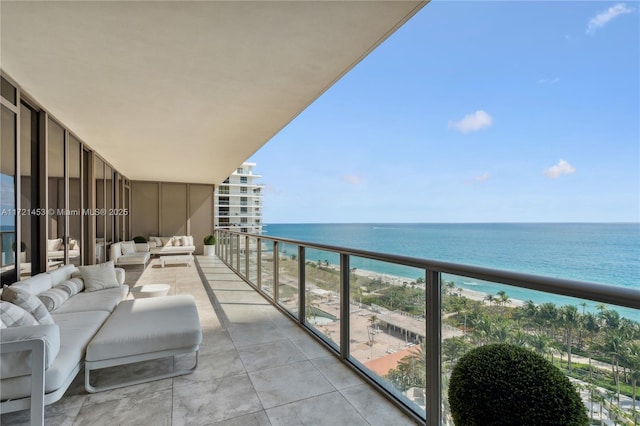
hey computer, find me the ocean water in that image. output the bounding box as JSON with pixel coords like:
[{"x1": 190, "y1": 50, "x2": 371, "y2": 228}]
[{"x1": 265, "y1": 223, "x2": 639, "y2": 320}]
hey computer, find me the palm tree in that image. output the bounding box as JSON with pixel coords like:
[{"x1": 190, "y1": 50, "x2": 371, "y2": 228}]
[
  {"x1": 470, "y1": 316, "x2": 492, "y2": 345},
  {"x1": 622, "y1": 341, "x2": 640, "y2": 413},
  {"x1": 496, "y1": 290, "x2": 510, "y2": 310},
  {"x1": 581, "y1": 312, "x2": 600, "y2": 379},
  {"x1": 537, "y1": 302, "x2": 559, "y2": 338},
  {"x1": 445, "y1": 281, "x2": 455, "y2": 296},
  {"x1": 367, "y1": 315, "x2": 378, "y2": 345},
  {"x1": 492, "y1": 320, "x2": 511, "y2": 343},
  {"x1": 600, "y1": 329, "x2": 624, "y2": 407},
  {"x1": 483, "y1": 294, "x2": 495, "y2": 308},
  {"x1": 508, "y1": 329, "x2": 528, "y2": 347},
  {"x1": 385, "y1": 341, "x2": 426, "y2": 391},
  {"x1": 442, "y1": 336, "x2": 472, "y2": 370},
  {"x1": 579, "y1": 302, "x2": 587, "y2": 315},
  {"x1": 527, "y1": 332, "x2": 552, "y2": 360},
  {"x1": 560, "y1": 304, "x2": 579, "y2": 371}
]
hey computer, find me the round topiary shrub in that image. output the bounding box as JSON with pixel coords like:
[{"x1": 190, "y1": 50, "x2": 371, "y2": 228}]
[
  {"x1": 448, "y1": 343, "x2": 587, "y2": 426},
  {"x1": 132, "y1": 236, "x2": 147, "y2": 243},
  {"x1": 203, "y1": 235, "x2": 216, "y2": 245}
]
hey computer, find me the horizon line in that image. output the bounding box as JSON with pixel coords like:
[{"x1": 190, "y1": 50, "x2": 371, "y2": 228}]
[{"x1": 262, "y1": 221, "x2": 640, "y2": 226}]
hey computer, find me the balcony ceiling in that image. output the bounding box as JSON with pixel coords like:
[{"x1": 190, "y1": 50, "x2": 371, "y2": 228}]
[{"x1": 1, "y1": 0, "x2": 426, "y2": 184}]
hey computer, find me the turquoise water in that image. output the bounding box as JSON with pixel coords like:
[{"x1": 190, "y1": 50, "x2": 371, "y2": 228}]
[{"x1": 265, "y1": 223, "x2": 639, "y2": 320}]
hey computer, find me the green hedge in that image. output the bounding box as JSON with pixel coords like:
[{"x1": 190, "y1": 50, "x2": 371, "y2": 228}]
[{"x1": 448, "y1": 343, "x2": 588, "y2": 426}]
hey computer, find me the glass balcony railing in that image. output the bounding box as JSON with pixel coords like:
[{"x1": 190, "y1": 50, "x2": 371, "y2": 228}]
[{"x1": 215, "y1": 229, "x2": 640, "y2": 425}]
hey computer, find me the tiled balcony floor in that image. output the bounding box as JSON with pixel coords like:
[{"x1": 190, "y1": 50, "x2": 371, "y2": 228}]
[{"x1": 1, "y1": 256, "x2": 416, "y2": 425}]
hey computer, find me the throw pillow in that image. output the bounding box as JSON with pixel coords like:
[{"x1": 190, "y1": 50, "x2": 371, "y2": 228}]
[
  {"x1": 0, "y1": 300, "x2": 40, "y2": 327},
  {"x1": 172, "y1": 237, "x2": 183, "y2": 247},
  {"x1": 121, "y1": 241, "x2": 136, "y2": 255},
  {"x1": 38, "y1": 287, "x2": 70, "y2": 312},
  {"x1": 79, "y1": 261, "x2": 120, "y2": 292},
  {"x1": 186, "y1": 236, "x2": 194, "y2": 246},
  {"x1": 1, "y1": 286, "x2": 55, "y2": 325},
  {"x1": 57, "y1": 278, "x2": 84, "y2": 296},
  {"x1": 47, "y1": 238, "x2": 63, "y2": 251},
  {"x1": 181, "y1": 236, "x2": 189, "y2": 246}
]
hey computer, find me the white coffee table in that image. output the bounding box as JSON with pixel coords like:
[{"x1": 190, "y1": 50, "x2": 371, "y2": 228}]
[
  {"x1": 160, "y1": 254, "x2": 193, "y2": 268},
  {"x1": 130, "y1": 284, "x2": 171, "y2": 298}
]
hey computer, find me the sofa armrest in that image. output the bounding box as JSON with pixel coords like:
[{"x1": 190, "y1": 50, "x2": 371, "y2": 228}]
[
  {"x1": 1, "y1": 324, "x2": 60, "y2": 379},
  {"x1": 115, "y1": 267, "x2": 126, "y2": 285},
  {"x1": 109, "y1": 242, "x2": 122, "y2": 263},
  {"x1": 0, "y1": 328, "x2": 52, "y2": 425}
]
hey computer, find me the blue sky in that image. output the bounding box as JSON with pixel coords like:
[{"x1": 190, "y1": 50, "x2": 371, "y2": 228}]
[{"x1": 249, "y1": 1, "x2": 639, "y2": 224}]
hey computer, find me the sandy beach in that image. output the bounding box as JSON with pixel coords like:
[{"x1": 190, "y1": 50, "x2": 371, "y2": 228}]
[{"x1": 350, "y1": 266, "x2": 524, "y2": 307}]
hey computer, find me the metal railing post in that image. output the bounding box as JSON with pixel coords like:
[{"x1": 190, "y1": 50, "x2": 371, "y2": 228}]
[
  {"x1": 298, "y1": 246, "x2": 305, "y2": 324},
  {"x1": 426, "y1": 269, "x2": 441, "y2": 426},
  {"x1": 235, "y1": 234, "x2": 240, "y2": 272},
  {"x1": 340, "y1": 253, "x2": 350, "y2": 359},
  {"x1": 273, "y1": 241, "x2": 279, "y2": 302},
  {"x1": 244, "y1": 234, "x2": 249, "y2": 279},
  {"x1": 257, "y1": 237, "x2": 262, "y2": 289}
]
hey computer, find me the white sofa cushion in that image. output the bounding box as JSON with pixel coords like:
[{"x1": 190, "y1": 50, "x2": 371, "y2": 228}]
[
  {"x1": 51, "y1": 285, "x2": 129, "y2": 315},
  {"x1": 57, "y1": 278, "x2": 84, "y2": 296},
  {"x1": 116, "y1": 252, "x2": 150, "y2": 265},
  {"x1": 1, "y1": 286, "x2": 55, "y2": 325},
  {"x1": 134, "y1": 243, "x2": 149, "y2": 252},
  {"x1": 79, "y1": 261, "x2": 120, "y2": 292},
  {"x1": 11, "y1": 273, "x2": 53, "y2": 295},
  {"x1": 0, "y1": 324, "x2": 60, "y2": 380},
  {"x1": 47, "y1": 265, "x2": 77, "y2": 287},
  {"x1": 0, "y1": 311, "x2": 110, "y2": 400},
  {"x1": 38, "y1": 287, "x2": 71, "y2": 312},
  {"x1": 0, "y1": 301, "x2": 39, "y2": 327},
  {"x1": 121, "y1": 241, "x2": 136, "y2": 255},
  {"x1": 68, "y1": 239, "x2": 79, "y2": 250}
]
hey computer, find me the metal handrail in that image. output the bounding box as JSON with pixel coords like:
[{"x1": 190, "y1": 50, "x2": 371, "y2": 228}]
[{"x1": 221, "y1": 230, "x2": 638, "y2": 310}]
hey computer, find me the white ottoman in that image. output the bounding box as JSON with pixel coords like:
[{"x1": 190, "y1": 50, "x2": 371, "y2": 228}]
[{"x1": 85, "y1": 295, "x2": 202, "y2": 393}]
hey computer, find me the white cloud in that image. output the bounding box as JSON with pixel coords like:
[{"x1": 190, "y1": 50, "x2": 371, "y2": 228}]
[
  {"x1": 448, "y1": 110, "x2": 493, "y2": 134},
  {"x1": 539, "y1": 77, "x2": 560, "y2": 84},
  {"x1": 343, "y1": 174, "x2": 362, "y2": 185},
  {"x1": 474, "y1": 172, "x2": 490, "y2": 183},
  {"x1": 544, "y1": 159, "x2": 576, "y2": 179},
  {"x1": 587, "y1": 3, "x2": 634, "y2": 34}
]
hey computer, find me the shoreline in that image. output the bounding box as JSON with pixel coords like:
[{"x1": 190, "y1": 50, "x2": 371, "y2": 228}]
[{"x1": 350, "y1": 266, "x2": 525, "y2": 307}]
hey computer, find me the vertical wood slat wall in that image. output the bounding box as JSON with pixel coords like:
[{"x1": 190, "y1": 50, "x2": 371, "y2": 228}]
[{"x1": 131, "y1": 181, "x2": 214, "y2": 255}]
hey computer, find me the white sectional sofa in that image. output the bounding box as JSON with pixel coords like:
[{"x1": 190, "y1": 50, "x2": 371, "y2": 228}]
[
  {"x1": 148, "y1": 236, "x2": 195, "y2": 255},
  {"x1": 0, "y1": 263, "x2": 128, "y2": 422},
  {"x1": 109, "y1": 241, "x2": 151, "y2": 267},
  {"x1": 46, "y1": 238, "x2": 80, "y2": 261}
]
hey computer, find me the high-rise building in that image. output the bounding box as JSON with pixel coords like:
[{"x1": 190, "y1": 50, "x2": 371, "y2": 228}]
[{"x1": 214, "y1": 162, "x2": 263, "y2": 234}]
